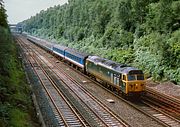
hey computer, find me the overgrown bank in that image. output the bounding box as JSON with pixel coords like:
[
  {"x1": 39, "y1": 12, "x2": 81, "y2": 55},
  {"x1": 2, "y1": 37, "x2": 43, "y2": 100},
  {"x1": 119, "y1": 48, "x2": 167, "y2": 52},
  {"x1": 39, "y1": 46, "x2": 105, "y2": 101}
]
[
  {"x1": 0, "y1": 27, "x2": 39, "y2": 127},
  {"x1": 20, "y1": 0, "x2": 180, "y2": 84},
  {"x1": 0, "y1": 1, "x2": 39, "y2": 126}
]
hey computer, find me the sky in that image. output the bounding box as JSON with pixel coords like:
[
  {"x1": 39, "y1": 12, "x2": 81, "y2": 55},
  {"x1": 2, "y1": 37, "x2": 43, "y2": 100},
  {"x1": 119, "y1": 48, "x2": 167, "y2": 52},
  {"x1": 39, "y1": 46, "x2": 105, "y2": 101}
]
[{"x1": 4, "y1": 0, "x2": 68, "y2": 24}]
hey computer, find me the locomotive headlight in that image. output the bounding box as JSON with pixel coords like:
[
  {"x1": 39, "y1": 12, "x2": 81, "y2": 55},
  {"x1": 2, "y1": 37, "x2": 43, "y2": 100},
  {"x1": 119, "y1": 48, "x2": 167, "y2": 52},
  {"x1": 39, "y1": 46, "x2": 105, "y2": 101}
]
[{"x1": 129, "y1": 84, "x2": 133, "y2": 88}]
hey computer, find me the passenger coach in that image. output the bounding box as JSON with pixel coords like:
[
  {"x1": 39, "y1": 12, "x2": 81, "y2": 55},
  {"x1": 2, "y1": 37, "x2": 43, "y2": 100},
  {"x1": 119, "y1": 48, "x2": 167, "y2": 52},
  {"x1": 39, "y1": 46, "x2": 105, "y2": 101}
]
[
  {"x1": 53, "y1": 45, "x2": 67, "y2": 59},
  {"x1": 64, "y1": 48, "x2": 89, "y2": 71}
]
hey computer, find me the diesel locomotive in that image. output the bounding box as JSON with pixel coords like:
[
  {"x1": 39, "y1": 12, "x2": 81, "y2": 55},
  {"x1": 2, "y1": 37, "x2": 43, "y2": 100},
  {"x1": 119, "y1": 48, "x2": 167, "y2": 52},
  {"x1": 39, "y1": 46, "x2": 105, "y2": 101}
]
[{"x1": 27, "y1": 35, "x2": 146, "y2": 96}]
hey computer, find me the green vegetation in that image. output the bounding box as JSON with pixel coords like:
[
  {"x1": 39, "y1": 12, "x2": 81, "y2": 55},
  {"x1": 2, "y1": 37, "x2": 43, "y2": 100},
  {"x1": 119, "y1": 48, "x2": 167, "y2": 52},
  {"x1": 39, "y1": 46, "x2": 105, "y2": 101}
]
[
  {"x1": 20, "y1": 0, "x2": 180, "y2": 84},
  {"x1": 0, "y1": 1, "x2": 38, "y2": 126}
]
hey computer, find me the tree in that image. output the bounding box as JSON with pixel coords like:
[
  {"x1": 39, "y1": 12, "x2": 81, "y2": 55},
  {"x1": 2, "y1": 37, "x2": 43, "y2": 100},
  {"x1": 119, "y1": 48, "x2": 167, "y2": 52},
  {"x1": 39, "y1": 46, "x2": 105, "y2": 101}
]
[
  {"x1": 0, "y1": 0, "x2": 7, "y2": 28},
  {"x1": 157, "y1": 0, "x2": 173, "y2": 33},
  {"x1": 0, "y1": 0, "x2": 4, "y2": 6},
  {"x1": 115, "y1": 1, "x2": 133, "y2": 31},
  {"x1": 131, "y1": 0, "x2": 150, "y2": 24}
]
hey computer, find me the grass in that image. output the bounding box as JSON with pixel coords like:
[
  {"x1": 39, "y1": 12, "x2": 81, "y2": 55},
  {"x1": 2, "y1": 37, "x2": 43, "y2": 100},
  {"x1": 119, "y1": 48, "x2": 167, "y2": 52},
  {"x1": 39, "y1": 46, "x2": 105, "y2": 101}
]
[{"x1": 9, "y1": 108, "x2": 29, "y2": 127}]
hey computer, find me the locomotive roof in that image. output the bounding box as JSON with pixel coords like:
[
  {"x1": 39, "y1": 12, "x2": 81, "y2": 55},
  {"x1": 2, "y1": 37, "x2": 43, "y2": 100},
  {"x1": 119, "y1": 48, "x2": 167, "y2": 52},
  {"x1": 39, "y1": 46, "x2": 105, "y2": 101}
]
[
  {"x1": 87, "y1": 56, "x2": 143, "y2": 74},
  {"x1": 65, "y1": 48, "x2": 89, "y2": 58},
  {"x1": 119, "y1": 67, "x2": 143, "y2": 74}
]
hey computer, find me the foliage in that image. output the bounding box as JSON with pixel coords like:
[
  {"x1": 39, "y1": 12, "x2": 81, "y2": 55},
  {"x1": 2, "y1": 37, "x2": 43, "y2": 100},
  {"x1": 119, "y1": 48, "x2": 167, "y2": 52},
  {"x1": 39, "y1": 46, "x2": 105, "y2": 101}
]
[
  {"x1": 134, "y1": 33, "x2": 167, "y2": 79},
  {"x1": 134, "y1": 30, "x2": 180, "y2": 84},
  {"x1": 20, "y1": 0, "x2": 180, "y2": 84},
  {"x1": 0, "y1": 27, "x2": 36, "y2": 127}
]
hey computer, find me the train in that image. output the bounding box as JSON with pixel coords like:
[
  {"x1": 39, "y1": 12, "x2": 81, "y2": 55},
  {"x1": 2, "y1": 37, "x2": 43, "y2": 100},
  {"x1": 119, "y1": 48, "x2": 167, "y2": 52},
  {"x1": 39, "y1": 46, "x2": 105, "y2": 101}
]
[{"x1": 27, "y1": 35, "x2": 146, "y2": 96}]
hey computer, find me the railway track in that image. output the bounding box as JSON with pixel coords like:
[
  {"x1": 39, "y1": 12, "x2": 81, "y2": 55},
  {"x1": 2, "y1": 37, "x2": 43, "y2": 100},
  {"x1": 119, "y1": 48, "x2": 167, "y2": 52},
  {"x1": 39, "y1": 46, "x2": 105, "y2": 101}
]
[
  {"x1": 145, "y1": 87, "x2": 180, "y2": 118},
  {"x1": 133, "y1": 99, "x2": 180, "y2": 127},
  {"x1": 138, "y1": 87, "x2": 180, "y2": 127},
  {"x1": 17, "y1": 37, "x2": 89, "y2": 127},
  {"x1": 17, "y1": 35, "x2": 180, "y2": 127},
  {"x1": 17, "y1": 36, "x2": 130, "y2": 127}
]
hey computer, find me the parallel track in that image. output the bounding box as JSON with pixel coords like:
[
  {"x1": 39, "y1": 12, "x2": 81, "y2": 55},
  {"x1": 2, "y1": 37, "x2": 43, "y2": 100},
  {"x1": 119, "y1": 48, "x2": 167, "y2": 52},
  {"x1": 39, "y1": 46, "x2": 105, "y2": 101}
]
[
  {"x1": 145, "y1": 87, "x2": 180, "y2": 117},
  {"x1": 17, "y1": 37, "x2": 89, "y2": 127},
  {"x1": 136, "y1": 100, "x2": 180, "y2": 127},
  {"x1": 139, "y1": 87, "x2": 180, "y2": 127}
]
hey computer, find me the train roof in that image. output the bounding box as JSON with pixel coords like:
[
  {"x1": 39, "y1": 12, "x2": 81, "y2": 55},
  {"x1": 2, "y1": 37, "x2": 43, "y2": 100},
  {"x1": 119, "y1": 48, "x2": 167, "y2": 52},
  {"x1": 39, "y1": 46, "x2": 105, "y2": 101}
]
[
  {"x1": 27, "y1": 35, "x2": 50, "y2": 44},
  {"x1": 53, "y1": 44, "x2": 68, "y2": 50},
  {"x1": 87, "y1": 56, "x2": 143, "y2": 74},
  {"x1": 42, "y1": 40, "x2": 53, "y2": 44},
  {"x1": 27, "y1": 35, "x2": 41, "y2": 41},
  {"x1": 65, "y1": 48, "x2": 89, "y2": 59}
]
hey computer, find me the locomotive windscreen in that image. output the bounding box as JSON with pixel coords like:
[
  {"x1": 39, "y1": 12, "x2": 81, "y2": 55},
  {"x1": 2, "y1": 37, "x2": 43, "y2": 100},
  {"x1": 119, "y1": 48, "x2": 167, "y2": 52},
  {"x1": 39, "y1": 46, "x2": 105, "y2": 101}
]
[{"x1": 129, "y1": 70, "x2": 143, "y2": 75}]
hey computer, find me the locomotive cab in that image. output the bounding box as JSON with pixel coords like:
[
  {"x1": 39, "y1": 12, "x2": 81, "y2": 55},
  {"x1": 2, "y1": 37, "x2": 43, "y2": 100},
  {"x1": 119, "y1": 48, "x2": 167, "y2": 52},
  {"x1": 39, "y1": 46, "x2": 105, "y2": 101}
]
[{"x1": 121, "y1": 69, "x2": 146, "y2": 95}]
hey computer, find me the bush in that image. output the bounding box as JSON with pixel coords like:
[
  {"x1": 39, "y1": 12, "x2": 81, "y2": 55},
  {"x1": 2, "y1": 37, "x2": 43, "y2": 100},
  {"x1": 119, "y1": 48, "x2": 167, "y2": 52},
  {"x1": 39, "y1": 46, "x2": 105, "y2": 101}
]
[{"x1": 134, "y1": 32, "x2": 167, "y2": 80}]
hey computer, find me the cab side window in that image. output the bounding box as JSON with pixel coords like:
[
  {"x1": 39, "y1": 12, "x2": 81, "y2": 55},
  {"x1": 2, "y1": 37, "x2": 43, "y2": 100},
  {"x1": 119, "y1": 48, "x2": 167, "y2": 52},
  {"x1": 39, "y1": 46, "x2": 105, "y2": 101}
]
[{"x1": 123, "y1": 75, "x2": 126, "y2": 81}]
